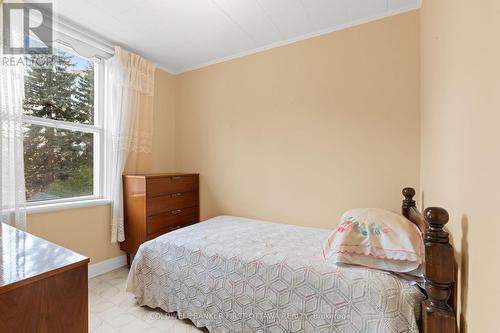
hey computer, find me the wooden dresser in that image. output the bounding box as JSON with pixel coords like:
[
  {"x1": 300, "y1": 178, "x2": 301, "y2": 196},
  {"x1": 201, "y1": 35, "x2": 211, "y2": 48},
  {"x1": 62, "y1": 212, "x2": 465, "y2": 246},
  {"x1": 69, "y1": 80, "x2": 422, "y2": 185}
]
[
  {"x1": 0, "y1": 223, "x2": 89, "y2": 332},
  {"x1": 120, "y1": 173, "x2": 200, "y2": 265}
]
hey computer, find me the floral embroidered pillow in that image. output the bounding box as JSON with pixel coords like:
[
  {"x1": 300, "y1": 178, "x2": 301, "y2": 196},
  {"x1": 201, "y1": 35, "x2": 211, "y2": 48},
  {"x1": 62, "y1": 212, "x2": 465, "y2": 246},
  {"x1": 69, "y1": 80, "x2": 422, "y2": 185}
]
[{"x1": 323, "y1": 208, "x2": 423, "y2": 274}]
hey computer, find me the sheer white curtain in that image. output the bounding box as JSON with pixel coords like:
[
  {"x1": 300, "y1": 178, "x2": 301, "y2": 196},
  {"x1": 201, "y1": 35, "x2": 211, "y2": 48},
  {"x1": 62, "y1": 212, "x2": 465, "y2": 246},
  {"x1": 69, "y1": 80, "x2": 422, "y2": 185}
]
[
  {"x1": 0, "y1": 43, "x2": 27, "y2": 230},
  {"x1": 104, "y1": 46, "x2": 155, "y2": 243}
]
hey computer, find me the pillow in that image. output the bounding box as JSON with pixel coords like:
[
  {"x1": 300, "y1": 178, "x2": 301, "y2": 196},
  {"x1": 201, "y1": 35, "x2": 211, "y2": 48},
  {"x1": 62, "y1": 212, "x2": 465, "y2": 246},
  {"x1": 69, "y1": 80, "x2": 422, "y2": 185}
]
[{"x1": 322, "y1": 208, "x2": 423, "y2": 274}]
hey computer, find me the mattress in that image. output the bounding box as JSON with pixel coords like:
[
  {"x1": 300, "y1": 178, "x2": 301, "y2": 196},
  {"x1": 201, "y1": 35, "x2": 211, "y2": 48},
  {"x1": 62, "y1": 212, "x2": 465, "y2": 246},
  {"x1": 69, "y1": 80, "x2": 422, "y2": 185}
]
[{"x1": 127, "y1": 216, "x2": 424, "y2": 333}]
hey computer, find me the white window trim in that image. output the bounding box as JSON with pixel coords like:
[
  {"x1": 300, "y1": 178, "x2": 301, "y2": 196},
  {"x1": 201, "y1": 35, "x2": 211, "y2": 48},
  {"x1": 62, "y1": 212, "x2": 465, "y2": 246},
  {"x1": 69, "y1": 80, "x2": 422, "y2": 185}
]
[
  {"x1": 24, "y1": 37, "x2": 110, "y2": 211},
  {"x1": 22, "y1": 115, "x2": 102, "y2": 134},
  {"x1": 94, "y1": 59, "x2": 105, "y2": 200},
  {"x1": 26, "y1": 198, "x2": 111, "y2": 214}
]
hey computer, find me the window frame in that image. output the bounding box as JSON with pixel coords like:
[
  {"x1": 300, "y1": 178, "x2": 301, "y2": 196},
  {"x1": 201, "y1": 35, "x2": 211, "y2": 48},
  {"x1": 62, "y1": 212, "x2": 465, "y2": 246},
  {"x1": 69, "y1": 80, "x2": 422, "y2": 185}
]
[{"x1": 23, "y1": 43, "x2": 106, "y2": 208}]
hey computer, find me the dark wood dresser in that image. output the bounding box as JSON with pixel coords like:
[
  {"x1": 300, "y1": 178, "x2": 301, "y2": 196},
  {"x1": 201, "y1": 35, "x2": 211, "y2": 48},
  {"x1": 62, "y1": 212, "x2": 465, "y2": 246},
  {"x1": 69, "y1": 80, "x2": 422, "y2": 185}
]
[
  {"x1": 0, "y1": 223, "x2": 89, "y2": 332},
  {"x1": 120, "y1": 173, "x2": 199, "y2": 265}
]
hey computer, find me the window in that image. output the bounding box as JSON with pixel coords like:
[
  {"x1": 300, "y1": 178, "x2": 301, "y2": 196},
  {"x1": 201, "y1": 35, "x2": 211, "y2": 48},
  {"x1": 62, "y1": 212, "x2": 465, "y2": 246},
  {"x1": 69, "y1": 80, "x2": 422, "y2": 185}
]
[{"x1": 22, "y1": 46, "x2": 103, "y2": 204}]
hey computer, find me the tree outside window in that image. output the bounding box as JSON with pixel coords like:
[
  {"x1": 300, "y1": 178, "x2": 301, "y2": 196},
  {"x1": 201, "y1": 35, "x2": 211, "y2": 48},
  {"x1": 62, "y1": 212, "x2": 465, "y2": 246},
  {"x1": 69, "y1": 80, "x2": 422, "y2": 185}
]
[{"x1": 22, "y1": 48, "x2": 100, "y2": 202}]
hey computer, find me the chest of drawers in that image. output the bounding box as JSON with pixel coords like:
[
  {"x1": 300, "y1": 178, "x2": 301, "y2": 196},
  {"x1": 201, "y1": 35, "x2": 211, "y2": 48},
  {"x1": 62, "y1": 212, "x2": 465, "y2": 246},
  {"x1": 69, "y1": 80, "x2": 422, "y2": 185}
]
[{"x1": 120, "y1": 173, "x2": 199, "y2": 265}]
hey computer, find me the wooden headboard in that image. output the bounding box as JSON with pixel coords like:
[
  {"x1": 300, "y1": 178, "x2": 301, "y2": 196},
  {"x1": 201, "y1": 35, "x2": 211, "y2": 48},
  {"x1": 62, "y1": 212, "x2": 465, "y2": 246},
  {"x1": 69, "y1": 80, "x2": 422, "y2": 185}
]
[{"x1": 401, "y1": 187, "x2": 457, "y2": 333}]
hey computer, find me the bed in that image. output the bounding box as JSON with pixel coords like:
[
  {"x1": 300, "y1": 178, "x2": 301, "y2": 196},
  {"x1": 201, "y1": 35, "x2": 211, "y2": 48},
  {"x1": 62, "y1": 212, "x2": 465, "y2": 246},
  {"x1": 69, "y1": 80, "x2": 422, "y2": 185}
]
[{"x1": 127, "y1": 188, "x2": 457, "y2": 333}]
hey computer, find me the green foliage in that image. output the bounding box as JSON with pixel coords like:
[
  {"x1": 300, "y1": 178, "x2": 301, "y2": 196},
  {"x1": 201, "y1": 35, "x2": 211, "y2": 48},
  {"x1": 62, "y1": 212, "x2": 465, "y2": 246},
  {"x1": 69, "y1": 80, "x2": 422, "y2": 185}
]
[
  {"x1": 75, "y1": 66, "x2": 95, "y2": 123},
  {"x1": 23, "y1": 50, "x2": 95, "y2": 200},
  {"x1": 45, "y1": 165, "x2": 93, "y2": 198}
]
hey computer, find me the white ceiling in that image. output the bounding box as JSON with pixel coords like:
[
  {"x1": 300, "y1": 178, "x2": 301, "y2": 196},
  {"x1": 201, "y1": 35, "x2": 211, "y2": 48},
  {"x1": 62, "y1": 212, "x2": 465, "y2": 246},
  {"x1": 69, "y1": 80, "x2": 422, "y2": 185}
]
[{"x1": 53, "y1": 0, "x2": 421, "y2": 74}]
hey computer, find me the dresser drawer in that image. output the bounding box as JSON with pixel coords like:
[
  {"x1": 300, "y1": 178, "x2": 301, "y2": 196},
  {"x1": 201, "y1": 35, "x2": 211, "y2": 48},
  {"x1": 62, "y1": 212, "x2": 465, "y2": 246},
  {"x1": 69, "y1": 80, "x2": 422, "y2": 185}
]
[
  {"x1": 146, "y1": 206, "x2": 198, "y2": 235},
  {"x1": 147, "y1": 191, "x2": 198, "y2": 216},
  {"x1": 147, "y1": 175, "x2": 198, "y2": 197},
  {"x1": 122, "y1": 173, "x2": 199, "y2": 257}
]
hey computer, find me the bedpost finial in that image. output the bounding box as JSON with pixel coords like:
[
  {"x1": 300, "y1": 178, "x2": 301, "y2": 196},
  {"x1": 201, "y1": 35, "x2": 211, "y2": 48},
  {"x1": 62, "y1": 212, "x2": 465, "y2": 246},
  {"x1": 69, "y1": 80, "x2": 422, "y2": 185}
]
[
  {"x1": 424, "y1": 207, "x2": 450, "y2": 243},
  {"x1": 402, "y1": 187, "x2": 416, "y2": 210},
  {"x1": 402, "y1": 187, "x2": 416, "y2": 200},
  {"x1": 424, "y1": 207, "x2": 449, "y2": 227}
]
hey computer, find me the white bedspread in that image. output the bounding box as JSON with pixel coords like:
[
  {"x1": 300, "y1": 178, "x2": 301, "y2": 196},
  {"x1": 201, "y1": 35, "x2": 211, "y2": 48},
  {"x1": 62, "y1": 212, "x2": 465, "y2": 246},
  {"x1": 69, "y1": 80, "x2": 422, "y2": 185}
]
[{"x1": 127, "y1": 216, "x2": 424, "y2": 333}]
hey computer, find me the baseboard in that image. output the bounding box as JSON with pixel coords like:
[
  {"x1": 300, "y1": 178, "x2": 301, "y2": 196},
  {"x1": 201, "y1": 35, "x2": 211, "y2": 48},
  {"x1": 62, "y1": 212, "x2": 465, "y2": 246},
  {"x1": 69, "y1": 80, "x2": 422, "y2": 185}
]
[{"x1": 88, "y1": 255, "x2": 127, "y2": 279}]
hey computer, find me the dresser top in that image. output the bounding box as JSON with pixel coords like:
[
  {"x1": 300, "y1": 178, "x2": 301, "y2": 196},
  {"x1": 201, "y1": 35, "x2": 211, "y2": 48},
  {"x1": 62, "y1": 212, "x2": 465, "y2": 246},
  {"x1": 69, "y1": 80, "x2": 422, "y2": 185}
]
[
  {"x1": 0, "y1": 223, "x2": 89, "y2": 294},
  {"x1": 123, "y1": 173, "x2": 199, "y2": 179}
]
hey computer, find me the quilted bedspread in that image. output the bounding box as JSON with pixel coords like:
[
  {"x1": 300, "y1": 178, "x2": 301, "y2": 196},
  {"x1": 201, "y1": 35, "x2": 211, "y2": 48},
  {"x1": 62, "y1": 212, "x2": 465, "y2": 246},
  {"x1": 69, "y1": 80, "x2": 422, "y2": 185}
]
[{"x1": 127, "y1": 216, "x2": 424, "y2": 333}]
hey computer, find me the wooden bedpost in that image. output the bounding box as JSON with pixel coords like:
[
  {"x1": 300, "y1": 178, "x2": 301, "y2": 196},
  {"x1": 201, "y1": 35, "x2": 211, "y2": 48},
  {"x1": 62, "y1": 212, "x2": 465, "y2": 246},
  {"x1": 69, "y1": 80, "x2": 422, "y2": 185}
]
[
  {"x1": 402, "y1": 187, "x2": 417, "y2": 218},
  {"x1": 401, "y1": 188, "x2": 457, "y2": 333},
  {"x1": 422, "y1": 207, "x2": 457, "y2": 333}
]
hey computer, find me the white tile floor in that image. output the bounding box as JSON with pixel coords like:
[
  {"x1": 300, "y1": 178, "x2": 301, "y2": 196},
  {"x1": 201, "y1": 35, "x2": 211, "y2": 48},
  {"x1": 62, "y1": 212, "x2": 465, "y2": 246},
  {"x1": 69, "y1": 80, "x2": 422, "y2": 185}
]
[{"x1": 89, "y1": 267, "x2": 207, "y2": 333}]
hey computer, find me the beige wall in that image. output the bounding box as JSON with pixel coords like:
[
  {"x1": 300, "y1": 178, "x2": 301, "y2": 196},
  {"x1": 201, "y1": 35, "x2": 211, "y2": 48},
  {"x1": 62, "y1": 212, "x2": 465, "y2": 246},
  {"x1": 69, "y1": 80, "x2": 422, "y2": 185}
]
[
  {"x1": 26, "y1": 69, "x2": 176, "y2": 264},
  {"x1": 420, "y1": 1, "x2": 500, "y2": 332},
  {"x1": 152, "y1": 69, "x2": 176, "y2": 172},
  {"x1": 27, "y1": 204, "x2": 122, "y2": 264},
  {"x1": 174, "y1": 11, "x2": 421, "y2": 229}
]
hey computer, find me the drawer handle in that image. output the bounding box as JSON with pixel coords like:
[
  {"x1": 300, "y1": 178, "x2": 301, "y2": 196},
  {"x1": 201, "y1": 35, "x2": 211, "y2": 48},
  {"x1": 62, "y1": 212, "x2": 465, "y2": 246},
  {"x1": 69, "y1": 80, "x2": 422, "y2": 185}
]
[
  {"x1": 171, "y1": 209, "x2": 182, "y2": 215},
  {"x1": 172, "y1": 176, "x2": 183, "y2": 181},
  {"x1": 171, "y1": 192, "x2": 182, "y2": 197}
]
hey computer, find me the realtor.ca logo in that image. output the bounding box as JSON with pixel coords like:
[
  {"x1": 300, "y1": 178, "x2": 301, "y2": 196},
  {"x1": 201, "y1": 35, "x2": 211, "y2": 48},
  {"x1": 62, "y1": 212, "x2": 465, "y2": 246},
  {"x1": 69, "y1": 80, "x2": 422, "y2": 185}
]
[{"x1": 2, "y1": 1, "x2": 53, "y2": 55}]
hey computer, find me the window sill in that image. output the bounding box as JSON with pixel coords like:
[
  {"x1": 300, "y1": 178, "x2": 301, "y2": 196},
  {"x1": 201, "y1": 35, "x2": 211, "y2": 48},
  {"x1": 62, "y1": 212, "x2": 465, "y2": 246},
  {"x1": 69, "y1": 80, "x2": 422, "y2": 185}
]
[{"x1": 26, "y1": 198, "x2": 111, "y2": 214}]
